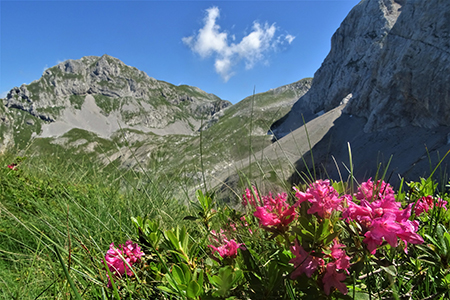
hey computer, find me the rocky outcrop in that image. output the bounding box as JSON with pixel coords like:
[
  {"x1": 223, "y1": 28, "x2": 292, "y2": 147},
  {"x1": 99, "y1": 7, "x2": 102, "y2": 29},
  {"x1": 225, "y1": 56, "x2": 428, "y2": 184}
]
[
  {"x1": 3, "y1": 55, "x2": 231, "y2": 136},
  {"x1": 272, "y1": 0, "x2": 450, "y2": 137},
  {"x1": 267, "y1": 0, "x2": 450, "y2": 185}
]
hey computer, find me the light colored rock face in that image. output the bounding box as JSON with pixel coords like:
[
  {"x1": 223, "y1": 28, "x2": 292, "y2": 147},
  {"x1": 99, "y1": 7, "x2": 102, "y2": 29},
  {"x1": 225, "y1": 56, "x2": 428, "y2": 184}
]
[
  {"x1": 273, "y1": 0, "x2": 450, "y2": 135},
  {"x1": 3, "y1": 54, "x2": 231, "y2": 137}
]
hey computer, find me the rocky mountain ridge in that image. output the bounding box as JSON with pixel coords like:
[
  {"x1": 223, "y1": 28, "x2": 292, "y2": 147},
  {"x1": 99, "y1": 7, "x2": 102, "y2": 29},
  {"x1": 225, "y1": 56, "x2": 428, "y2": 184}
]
[{"x1": 3, "y1": 54, "x2": 231, "y2": 137}]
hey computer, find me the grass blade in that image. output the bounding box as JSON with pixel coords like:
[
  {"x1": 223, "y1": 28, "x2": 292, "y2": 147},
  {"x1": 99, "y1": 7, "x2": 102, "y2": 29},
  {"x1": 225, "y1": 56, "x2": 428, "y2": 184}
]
[{"x1": 54, "y1": 245, "x2": 83, "y2": 300}]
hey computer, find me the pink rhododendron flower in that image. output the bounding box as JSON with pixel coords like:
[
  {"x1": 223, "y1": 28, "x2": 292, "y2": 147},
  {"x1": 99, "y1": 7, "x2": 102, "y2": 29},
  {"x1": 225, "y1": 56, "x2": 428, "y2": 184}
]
[
  {"x1": 208, "y1": 239, "x2": 244, "y2": 259},
  {"x1": 7, "y1": 164, "x2": 17, "y2": 170},
  {"x1": 240, "y1": 216, "x2": 253, "y2": 234},
  {"x1": 343, "y1": 179, "x2": 424, "y2": 254},
  {"x1": 253, "y1": 192, "x2": 297, "y2": 233},
  {"x1": 363, "y1": 212, "x2": 402, "y2": 254},
  {"x1": 294, "y1": 180, "x2": 344, "y2": 218},
  {"x1": 229, "y1": 222, "x2": 237, "y2": 231},
  {"x1": 209, "y1": 229, "x2": 226, "y2": 244},
  {"x1": 208, "y1": 229, "x2": 244, "y2": 259},
  {"x1": 242, "y1": 186, "x2": 260, "y2": 207},
  {"x1": 289, "y1": 239, "x2": 324, "y2": 279},
  {"x1": 415, "y1": 195, "x2": 448, "y2": 215},
  {"x1": 322, "y1": 262, "x2": 348, "y2": 295},
  {"x1": 397, "y1": 219, "x2": 423, "y2": 253},
  {"x1": 329, "y1": 239, "x2": 351, "y2": 273},
  {"x1": 436, "y1": 198, "x2": 448, "y2": 210},
  {"x1": 103, "y1": 241, "x2": 144, "y2": 287},
  {"x1": 355, "y1": 178, "x2": 395, "y2": 203}
]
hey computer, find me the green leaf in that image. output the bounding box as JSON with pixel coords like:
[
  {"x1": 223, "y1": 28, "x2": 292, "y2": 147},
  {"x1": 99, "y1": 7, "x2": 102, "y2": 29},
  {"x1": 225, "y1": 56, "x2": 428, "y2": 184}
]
[
  {"x1": 301, "y1": 229, "x2": 315, "y2": 240},
  {"x1": 180, "y1": 227, "x2": 189, "y2": 255},
  {"x1": 443, "y1": 232, "x2": 450, "y2": 256},
  {"x1": 380, "y1": 265, "x2": 397, "y2": 276},
  {"x1": 157, "y1": 285, "x2": 177, "y2": 294},
  {"x1": 181, "y1": 263, "x2": 192, "y2": 283},
  {"x1": 131, "y1": 216, "x2": 142, "y2": 230},
  {"x1": 210, "y1": 275, "x2": 222, "y2": 287},
  {"x1": 172, "y1": 264, "x2": 185, "y2": 285},
  {"x1": 165, "y1": 230, "x2": 181, "y2": 251},
  {"x1": 325, "y1": 230, "x2": 341, "y2": 245},
  {"x1": 55, "y1": 246, "x2": 84, "y2": 300},
  {"x1": 316, "y1": 218, "x2": 330, "y2": 241},
  {"x1": 149, "y1": 232, "x2": 158, "y2": 245},
  {"x1": 187, "y1": 280, "x2": 201, "y2": 298},
  {"x1": 267, "y1": 261, "x2": 283, "y2": 291},
  {"x1": 346, "y1": 289, "x2": 370, "y2": 300},
  {"x1": 231, "y1": 269, "x2": 243, "y2": 287},
  {"x1": 147, "y1": 219, "x2": 160, "y2": 232},
  {"x1": 183, "y1": 216, "x2": 199, "y2": 221},
  {"x1": 298, "y1": 216, "x2": 314, "y2": 231},
  {"x1": 195, "y1": 269, "x2": 204, "y2": 288},
  {"x1": 196, "y1": 190, "x2": 208, "y2": 210}
]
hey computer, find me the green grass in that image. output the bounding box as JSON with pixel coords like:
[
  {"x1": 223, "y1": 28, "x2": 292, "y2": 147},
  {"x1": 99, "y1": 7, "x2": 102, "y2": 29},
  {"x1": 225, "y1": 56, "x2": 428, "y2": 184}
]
[
  {"x1": 35, "y1": 106, "x2": 65, "y2": 117},
  {"x1": 2, "y1": 119, "x2": 450, "y2": 300},
  {"x1": 0, "y1": 153, "x2": 189, "y2": 299},
  {"x1": 69, "y1": 95, "x2": 85, "y2": 110},
  {"x1": 93, "y1": 95, "x2": 121, "y2": 116},
  {"x1": 2, "y1": 149, "x2": 449, "y2": 299}
]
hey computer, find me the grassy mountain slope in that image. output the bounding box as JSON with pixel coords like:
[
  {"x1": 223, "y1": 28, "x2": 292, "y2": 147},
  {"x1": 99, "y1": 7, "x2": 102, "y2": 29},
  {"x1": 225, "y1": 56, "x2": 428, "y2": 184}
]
[{"x1": 1, "y1": 55, "x2": 312, "y2": 200}]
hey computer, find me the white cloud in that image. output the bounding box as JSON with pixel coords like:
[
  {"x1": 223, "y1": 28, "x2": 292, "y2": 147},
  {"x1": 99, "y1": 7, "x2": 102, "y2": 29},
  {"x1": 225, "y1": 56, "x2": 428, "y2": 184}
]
[
  {"x1": 183, "y1": 7, "x2": 295, "y2": 82},
  {"x1": 285, "y1": 34, "x2": 295, "y2": 44},
  {"x1": 0, "y1": 91, "x2": 8, "y2": 99}
]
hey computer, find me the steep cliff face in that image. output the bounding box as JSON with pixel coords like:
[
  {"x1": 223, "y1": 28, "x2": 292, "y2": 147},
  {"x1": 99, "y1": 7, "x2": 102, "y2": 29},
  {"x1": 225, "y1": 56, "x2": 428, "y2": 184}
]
[
  {"x1": 272, "y1": 0, "x2": 450, "y2": 137},
  {"x1": 267, "y1": 0, "x2": 450, "y2": 185},
  {"x1": 3, "y1": 54, "x2": 231, "y2": 137}
]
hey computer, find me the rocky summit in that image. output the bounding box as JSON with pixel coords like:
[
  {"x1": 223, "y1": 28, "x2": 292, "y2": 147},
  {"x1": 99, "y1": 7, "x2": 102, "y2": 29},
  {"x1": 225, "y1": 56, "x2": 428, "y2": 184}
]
[
  {"x1": 269, "y1": 0, "x2": 450, "y2": 185},
  {"x1": 3, "y1": 54, "x2": 231, "y2": 139}
]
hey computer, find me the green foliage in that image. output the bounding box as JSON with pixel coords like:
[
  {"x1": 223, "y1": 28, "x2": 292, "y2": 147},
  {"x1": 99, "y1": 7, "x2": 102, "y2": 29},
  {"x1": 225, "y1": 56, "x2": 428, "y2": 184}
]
[
  {"x1": 184, "y1": 190, "x2": 218, "y2": 230},
  {"x1": 2, "y1": 107, "x2": 43, "y2": 149},
  {"x1": 2, "y1": 123, "x2": 450, "y2": 300},
  {"x1": 0, "y1": 153, "x2": 184, "y2": 299},
  {"x1": 69, "y1": 94, "x2": 85, "y2": 109},
  {"x1": 93, "y1": 94, "x2": 121, "y2": 115}
]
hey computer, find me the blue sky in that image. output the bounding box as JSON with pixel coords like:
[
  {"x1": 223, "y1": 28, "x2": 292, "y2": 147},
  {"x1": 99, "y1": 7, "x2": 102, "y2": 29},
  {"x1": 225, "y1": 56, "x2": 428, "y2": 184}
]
[{"x1": 1, "y1": 0, "x2": 360, "y2": 104}]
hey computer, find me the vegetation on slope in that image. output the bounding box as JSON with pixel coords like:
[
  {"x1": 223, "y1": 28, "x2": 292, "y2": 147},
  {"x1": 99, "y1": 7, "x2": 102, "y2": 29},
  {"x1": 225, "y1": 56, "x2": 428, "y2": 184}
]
[{"x1": 1, "y1": 148, "x2": 450, "y2": 299}]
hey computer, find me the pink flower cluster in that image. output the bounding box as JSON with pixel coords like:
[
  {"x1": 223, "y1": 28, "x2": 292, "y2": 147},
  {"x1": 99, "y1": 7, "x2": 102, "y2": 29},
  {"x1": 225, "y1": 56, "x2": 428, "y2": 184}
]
[
  {"x1": 289, "y1": 239, "x2": 324, "y2": 278},
  {"x1": 414, "y1": 195, "x2": 447, "y2": 215},
  {"x1": 253, "y1": 192, "x2": 297, "y2": 233},
  {"x1": 289, "y1": 239, "x2": 350, "y2": 295},
  {"x1": 294, "y1": 180, "x2": 344, "y2": 218},
  {"x1": 241, "y1": 179, "x2": 427, "y2": 295},
  {"x1": 208, "y1": 229, "x2": 244, "y2": 259},
  {"x1": 242, "y1": 186, "x2": 260, "y2": 207},
  {"x1": 7, "y1": 163, "x2": 17, "y2": 170},
  {"x1": 343, "y1": 179, "x2": 424, "y2": 254},
  {"x1": 103, "y1": 240, "x2": 144, "y2": 287}
]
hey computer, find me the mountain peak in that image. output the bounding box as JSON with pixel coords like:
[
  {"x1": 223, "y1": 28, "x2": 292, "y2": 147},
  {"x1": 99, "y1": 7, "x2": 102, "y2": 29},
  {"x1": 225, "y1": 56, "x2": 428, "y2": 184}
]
[{"x1": 3, "y1": 55, "x2": 231, "y2": 137}]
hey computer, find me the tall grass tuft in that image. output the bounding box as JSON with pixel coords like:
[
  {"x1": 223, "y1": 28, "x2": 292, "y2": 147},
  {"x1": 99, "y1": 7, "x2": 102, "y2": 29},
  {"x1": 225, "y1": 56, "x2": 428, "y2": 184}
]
[{"x1": 0, "y1": 152, "x2": 187, "y2": 299}]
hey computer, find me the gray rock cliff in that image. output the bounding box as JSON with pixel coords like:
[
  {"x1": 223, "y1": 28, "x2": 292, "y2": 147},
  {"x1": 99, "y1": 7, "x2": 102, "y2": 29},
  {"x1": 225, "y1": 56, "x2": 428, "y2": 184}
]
[
  {"x1": 269, "y1": 0, "x2": 450, "y2": 184},
  {"x1": 272, "y1": 0, "x2": 450, "y2": 137}
]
